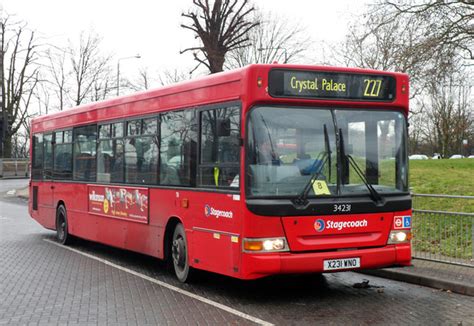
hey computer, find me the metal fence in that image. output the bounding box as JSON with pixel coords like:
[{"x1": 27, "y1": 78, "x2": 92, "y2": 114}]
[
  {"x1": 0, "y1": 159, "x2": 29, "y2": 178},
  {"x1": 412, "y1": 193, "x2": 474, "y2": 267}
]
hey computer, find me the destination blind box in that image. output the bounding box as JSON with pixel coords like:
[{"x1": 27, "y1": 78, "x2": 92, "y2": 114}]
[{"x1": 268, "y1": 69, "x2": 396, "y2": 101}]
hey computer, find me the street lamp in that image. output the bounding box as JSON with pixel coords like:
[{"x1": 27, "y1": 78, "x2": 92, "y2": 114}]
[
  {"x1": 116, "y1": 54, "x2": 141, "y2": 96},
  {"x1": 257, "y1": 47, "x2": 288, "y2": 64}
]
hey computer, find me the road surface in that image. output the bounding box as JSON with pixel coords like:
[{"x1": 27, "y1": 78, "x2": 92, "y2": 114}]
[{"x1": 0, "y1": 180, "x2": 473, "y2": 325}]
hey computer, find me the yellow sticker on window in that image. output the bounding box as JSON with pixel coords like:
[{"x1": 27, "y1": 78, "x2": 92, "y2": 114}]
[
  {"x1": 312, "y1": 180, "x2": 331, "y2": 195},
  {"x1": 213, "y1": 167, "x2": 220, "y2": 187}
]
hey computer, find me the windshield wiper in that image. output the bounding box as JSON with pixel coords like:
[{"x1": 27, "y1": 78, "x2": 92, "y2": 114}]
[
  {"x1": 324, "y1": 124, "x2": 332, "y2": 183},
  {"x1": 292, "y1": 124, "x2": 331, "y2": 208},
  {"x1": 339, "y1": 129, "x2": 383, "y2": 205},
  {"x1": 292, "y1": 152, "x2": 328, "y2": 208}
]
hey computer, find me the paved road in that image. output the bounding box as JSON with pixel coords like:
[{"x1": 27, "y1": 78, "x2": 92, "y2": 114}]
[
  {"x1": 1, "y1": 185, "x2": 473, "y2": 325},
  {"x1": 0, "y1": 178, "x2": 28, "y2": 193}
]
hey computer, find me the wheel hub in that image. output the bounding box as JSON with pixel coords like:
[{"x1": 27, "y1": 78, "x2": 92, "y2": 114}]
[
  {"x1": 172, "y1": 237, "x2": 186, "y2": 268},
  {"x1": 58, "y1": 218, "x2": 65, "y2": 240}
]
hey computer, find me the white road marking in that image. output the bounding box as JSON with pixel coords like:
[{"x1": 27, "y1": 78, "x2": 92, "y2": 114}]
[{"x1": 44, "y1": 238, "x2": 273, "y2": 326}]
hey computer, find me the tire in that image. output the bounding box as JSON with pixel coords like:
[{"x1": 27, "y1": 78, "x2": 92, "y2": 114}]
[
  {"x1": 56, "y1": 205, "x2": 73, "y2": 245},
  {"x1": 171, "y1": 223, "x2": 194, "y2": 283}
]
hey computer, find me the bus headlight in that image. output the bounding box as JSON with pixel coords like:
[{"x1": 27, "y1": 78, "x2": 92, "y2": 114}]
[
  {"x1": 388, "y1": 230, "x2": 412, "y2": 244},
  {"x1": 243, "y1": 237, "x2": 289, "y2": 252}
]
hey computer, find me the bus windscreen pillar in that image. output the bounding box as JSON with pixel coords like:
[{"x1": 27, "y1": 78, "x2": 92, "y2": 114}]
[{"x1": 365, "y1": 119, "x2": 379, "y2": 185}]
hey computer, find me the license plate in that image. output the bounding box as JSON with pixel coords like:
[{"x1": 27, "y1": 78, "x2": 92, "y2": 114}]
[{"x1": 323, "y1": 257, "x2": 360, "y2": 271}]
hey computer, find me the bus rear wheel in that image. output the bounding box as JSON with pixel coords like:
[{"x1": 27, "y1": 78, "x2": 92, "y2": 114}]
[
  {"x1": 56, "y1": 205, "x2": 73, "y2": 245},
  {"x1": 171, "y1": 223, "x2": 194, "y2": 282}
]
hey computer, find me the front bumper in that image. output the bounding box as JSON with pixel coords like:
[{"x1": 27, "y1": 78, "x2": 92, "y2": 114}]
[{"x1": 240, "y1": 244, "x2": 411, "y2": 279}]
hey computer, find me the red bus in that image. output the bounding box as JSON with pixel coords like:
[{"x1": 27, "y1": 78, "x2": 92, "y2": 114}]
[{"x1": 29, "y1": 64, "x2": 412, "y2": 282}]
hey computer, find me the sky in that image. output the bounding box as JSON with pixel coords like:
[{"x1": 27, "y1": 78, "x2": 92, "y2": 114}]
[{"x1": 1, "y1": 0, "x2": 370, "y2": 82}]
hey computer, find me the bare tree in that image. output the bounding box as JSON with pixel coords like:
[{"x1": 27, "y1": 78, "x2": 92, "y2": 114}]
[
  {"x1": 125, "y1": 67, "x2": 157, "y2": 92},
  {"x1": 381, "y1": 0, "x2": 473, "y2": 62},
  {"x1": 133, "y1": 67, "x2": 153, "y2": 91},
  {"x1": 11, "y1": 126, "x2": 29, "y2": 158},
  {"x1": 424, "y1": 70, "x2": 472, "y2": 157},
  {"x1": 181, "y1": 0, "x2": 259, "y2": 74},
  {"x1": 33, "y1": 73, "x2": 52, "y2": 115},
  {"x1": 45, "y1": 30, "x2": 113, "y2": 110},
  {"x1": 336, "y1": 5, "x2": 452, "y2": 101},
  {"x1": 89, "y1": 65, "x2": 114, "y2": 102},
  {"x1": 69, "y1": 31, "x2": 111, "y2": 105},
  {"x1": 0, "y1": 15, "x2": 40, "y2": 158},
  {"x1": 159, "y1": 69, "x2": 191, "y2": 86},
  {"x1": 335, "y1": 2, "x2": 473, "y2": 155},
  {"x1": 226, "y1": 11, "x2": 310, "y2": 68},
  {"x1": 46, "y1": 46, "x2": 69, "y2": 111},
  {"x1": 123, "y1": 67, "x2": 192, "y2": 92},
  {"x1": 407, "y1": 110, "x2": 426, "y2": 154}
]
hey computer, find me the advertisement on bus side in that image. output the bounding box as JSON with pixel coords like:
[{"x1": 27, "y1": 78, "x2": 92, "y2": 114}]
[{"x1": 88, "y1": 185, "x2": 148, "y2": 223}]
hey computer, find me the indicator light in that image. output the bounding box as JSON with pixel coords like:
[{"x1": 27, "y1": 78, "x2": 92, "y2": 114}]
[
  {"x1": 401, "y1": 84, "x2": 407, "y2": 94},
  {"x1": 257, "y1": 77, "x2": 263, "y2": 88},
  {"x1": 243, "y1": 240, "x2": 263, "y2": 251},
  {"x1": 181, "y1": 198, "x2": 189, "y2": 208}
]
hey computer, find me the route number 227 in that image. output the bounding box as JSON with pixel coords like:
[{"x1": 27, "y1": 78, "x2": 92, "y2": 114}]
[{"x1": 363, "y1": 79, "x2": 382, "y2": 97}]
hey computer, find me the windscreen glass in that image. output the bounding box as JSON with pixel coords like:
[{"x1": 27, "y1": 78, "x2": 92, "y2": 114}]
[{"x1": 247, "y1": 106, "x2": 408, "y2": 198}]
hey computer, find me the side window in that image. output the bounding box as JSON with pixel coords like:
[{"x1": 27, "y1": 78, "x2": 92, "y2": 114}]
[
  {"x1": 73, "y1": 125, "x2": 97, "y2": 181},
  {"x1": 113, "y1": 122, "x2": 124, "y2": 138},
  {"x1": 32, "y1": 134, "x2": 43, "y2": 180},
  {"x1": 98, "y1": 122, "x2": 124, "y2": 183},
  {"x1": 53, "y1": 130, "x2": 73, "y2": 179},
  {"x1": 43, "y1": 134, "x2": 53, "y2": 180},
  {"x1": 199, "y1": 106, "x2": 240, "y2": 188},
  {"x1": 160, "y1": 110, "x2": 197, "y2": 186},
  {"x1": 125, "y1": 118, "x2": 158, "y2": 184}
]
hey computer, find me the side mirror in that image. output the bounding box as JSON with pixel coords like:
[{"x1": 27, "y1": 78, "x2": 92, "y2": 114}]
[{"x1": 216, "y1": 118, "x2": 231, "y2": 137}]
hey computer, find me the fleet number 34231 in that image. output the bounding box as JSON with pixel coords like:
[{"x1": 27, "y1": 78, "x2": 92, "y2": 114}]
[{"x1": 333, "y1": 204, "x2": 351, "y2": 212}]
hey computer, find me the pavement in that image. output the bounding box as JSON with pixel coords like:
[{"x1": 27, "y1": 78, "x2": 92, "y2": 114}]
[
  {"x1": 363, "y1": 259, "x2": 474, "y2": 297},
  {"x1": 1, "y1": 180, "x2": 474, "y2": 325},
  {"x1": 1, "y1": 200, "x2": 253, "y2": 325}
]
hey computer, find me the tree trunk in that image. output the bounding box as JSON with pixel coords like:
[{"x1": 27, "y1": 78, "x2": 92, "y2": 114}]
[
  {"x1": 2, "y1": 136, "x2": 12, "y2": 158},
  {"x1": 208, "y1": 50, "x2": 226, "y2": 73}
]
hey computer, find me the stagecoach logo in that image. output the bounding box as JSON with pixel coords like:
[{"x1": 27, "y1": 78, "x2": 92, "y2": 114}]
[
  {"x1": 314, "y1": 219, "x2": 325, "y2": 232},
  {"x1": 204, "y1": 204, "x2": 233, "y2": 219},
  {"x1": 314, "y1": 218, "x2": 368, "y2": 232}
]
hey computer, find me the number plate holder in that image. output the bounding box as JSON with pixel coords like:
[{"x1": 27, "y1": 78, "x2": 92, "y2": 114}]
[{"x1": 323, "y1": 257, "x2": 360, "y2": 271}]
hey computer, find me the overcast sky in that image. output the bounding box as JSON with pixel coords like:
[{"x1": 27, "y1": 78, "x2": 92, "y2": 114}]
[{"x1": 2, "y1": 0, "x2": 369, "y2": 80}]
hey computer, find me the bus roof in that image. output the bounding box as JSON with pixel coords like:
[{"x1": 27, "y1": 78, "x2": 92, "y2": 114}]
[{"x1": 32, "y1": 64, "x2": 409, "y2": 133}]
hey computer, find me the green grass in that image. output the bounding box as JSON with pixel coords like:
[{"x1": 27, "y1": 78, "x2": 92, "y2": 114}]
[
  {"x1": 409, "y1": 158, "x2": 474, "y2": 260},
  {"x1": 410, "y1": 158, "x2": 474, "y2": 196},
  {"x1": 409, "y1": 158, "x2": 474, "y2": 212}
]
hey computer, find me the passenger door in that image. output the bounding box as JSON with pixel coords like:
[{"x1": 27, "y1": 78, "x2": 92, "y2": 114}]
[
  {"x1": 192, "y1": 104, "x2": 242, "y2": 276},
  {"x1": 38, "y1": 133, "x2": 55, "y2": 229}
]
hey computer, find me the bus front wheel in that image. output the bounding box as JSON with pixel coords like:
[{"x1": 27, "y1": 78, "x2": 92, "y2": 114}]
[
  {"x1": 56, "y1": 205, "x2": 73, "y2": 245},
  {"x1": 171, "y1": 223, "x2": 194, "y2": 282}
]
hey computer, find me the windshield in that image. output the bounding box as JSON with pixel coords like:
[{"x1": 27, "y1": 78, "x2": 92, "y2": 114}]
[{"x1": 247, "y1": 106, "x2": 408, "y2": 198}]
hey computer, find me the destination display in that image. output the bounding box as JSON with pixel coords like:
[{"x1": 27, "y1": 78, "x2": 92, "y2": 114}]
[
  {"x1": 88, "y1": 185, "x2": 149, "y2": 223},
  {"x1": 268, "y1": 69, "x2": 396, "y2": 101}
]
